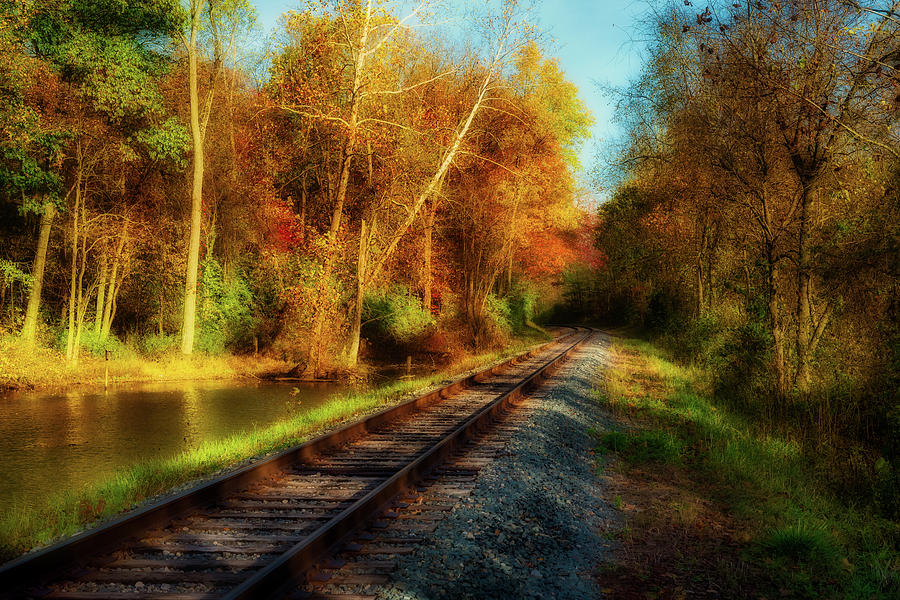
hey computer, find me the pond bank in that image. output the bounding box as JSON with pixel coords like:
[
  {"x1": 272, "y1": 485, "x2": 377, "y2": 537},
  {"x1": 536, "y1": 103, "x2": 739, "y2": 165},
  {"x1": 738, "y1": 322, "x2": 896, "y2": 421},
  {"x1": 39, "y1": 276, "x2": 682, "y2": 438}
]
[
  {"x1": 0, "y1": 335, "x2": 291, "y2": 394},
  {"x1": 0, "y1": 378, "x2": 350, "y2": 514}
]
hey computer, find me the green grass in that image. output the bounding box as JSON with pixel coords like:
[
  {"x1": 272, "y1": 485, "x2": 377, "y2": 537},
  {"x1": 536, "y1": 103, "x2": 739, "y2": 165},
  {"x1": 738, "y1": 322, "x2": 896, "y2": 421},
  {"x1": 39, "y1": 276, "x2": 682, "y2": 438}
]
[
  {"x1": 761, "y1": 521, "x2": 841, "y2": 567},
  {"x1": 597, "y1": 336, "x2": 900, "y2": 599},
  {"x1": 596, "y1": 429, "x2": 684, "y2": 465},
  {"x1": 0, "y1": 337, "x2": 546, "y2": 562}
]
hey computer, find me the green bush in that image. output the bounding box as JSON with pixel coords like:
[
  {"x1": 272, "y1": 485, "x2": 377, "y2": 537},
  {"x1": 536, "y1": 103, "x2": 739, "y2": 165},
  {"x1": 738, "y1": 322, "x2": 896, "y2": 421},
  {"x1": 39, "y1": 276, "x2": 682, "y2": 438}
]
[
  {"x1": 0, "y1": 259, "x2": 32, "y2": 288},
  {"x1": 484, "y1": 293, "x2": 512, "y2": 335},
  {"x1": 646, "y1": 289, "x2": 682, "y2": 333},
  {"x1": 0, "y1": 260, "x2": 32, "y2": 327},
  {"x1": 139, "y1": 332, "x2": 177, "y2": 356},
  {"x1": 662, "y1": 313, "x2": 723, "y2": 365},
  {"x1": 196, "y1": 258, "x2": 256, "y2": 355},
  {"x1": 872, "y1": 457, "x2": 900, "y2": 519},
  {"x1": 506, "y1": 282, "x2": 538, "y2": 330},
  {"x1": 55, "y1": 324, "x2": 126, "y2": 357},
  {"x1": 712, "y1": 320, "x2": 774, "y2": 413},
  {"x1": 362, "y1": 285, "x2": 432, "y2": 345},
  {"x1": 760, "y1": 521, "x2": 840, "y2": 570},
  {"x1": 882, "y1": 336, "x2": 900, "y2": 463}
]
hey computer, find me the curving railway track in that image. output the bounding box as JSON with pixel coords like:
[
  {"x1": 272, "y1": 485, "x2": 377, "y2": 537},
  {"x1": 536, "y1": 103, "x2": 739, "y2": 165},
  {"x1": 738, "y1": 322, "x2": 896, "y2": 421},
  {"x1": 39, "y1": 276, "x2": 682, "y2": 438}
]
[{"x1": 0, "y1": 327, "x2": 591, "y2": 600}]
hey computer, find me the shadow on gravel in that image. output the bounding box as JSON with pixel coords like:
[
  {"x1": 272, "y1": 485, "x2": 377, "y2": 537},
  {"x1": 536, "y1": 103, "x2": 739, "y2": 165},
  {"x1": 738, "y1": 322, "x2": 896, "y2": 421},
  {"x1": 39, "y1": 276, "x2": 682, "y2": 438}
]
[{"x1": 384, "y1": 340, "x2": 618, "y2": 600}]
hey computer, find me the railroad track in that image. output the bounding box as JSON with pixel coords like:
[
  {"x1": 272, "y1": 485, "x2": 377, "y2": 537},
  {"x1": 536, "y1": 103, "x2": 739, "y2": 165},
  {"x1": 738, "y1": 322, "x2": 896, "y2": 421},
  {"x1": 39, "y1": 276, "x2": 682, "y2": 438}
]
[
  {"x1": 290, "y1": 391, "x2": 548, "y2": 600},
  {"x1": 0, "y1": 327, "x2": 591, "y2": 600}
]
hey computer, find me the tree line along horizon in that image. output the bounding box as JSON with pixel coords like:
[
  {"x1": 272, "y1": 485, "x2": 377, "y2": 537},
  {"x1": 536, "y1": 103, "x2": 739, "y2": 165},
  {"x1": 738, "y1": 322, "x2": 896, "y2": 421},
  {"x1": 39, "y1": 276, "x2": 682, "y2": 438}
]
[{"x1": 0, "y1": 0, "x2": 596, "y2": 373}]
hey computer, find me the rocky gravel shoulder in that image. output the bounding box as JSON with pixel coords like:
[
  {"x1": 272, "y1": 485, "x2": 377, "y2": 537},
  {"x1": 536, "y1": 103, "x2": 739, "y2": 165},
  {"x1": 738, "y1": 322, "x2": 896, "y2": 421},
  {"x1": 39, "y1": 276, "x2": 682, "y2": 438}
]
[{"x1": 380, "y1": 331, "x2": 619, "y2": 600}]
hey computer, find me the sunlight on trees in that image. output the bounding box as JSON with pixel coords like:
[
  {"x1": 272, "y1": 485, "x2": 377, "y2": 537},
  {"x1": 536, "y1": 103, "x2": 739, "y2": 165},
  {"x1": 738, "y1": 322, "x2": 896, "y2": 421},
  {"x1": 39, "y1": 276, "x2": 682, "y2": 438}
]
[{"x1": 0, "y1": 0, "x2": 592, "y2": 377}]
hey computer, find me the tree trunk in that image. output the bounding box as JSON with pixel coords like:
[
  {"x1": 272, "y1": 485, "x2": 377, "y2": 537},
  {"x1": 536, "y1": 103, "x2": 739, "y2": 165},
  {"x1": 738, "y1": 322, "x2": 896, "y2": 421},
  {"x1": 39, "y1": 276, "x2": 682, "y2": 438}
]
[
  {"x1": 364, "y1": 37, "x2": 506, "y2": 287},
  {"x1": 157, "y1": 243, "x2": 165, "y2": 336},
  {"x1": 94, "y1": 253, "x2": 107, "y2": 335},
  {"x1": 696, "y1": 223, "x2": 708, "y2": 316},
  {"x1": 308, "y1": 0, "x2": 372, "y2": 373},
  {"x1": 66, "y1": 160, "x2": 82, "y2": 362},
  {"x1": 808, "y1": 299, "x2": 833, "y2": 361},
  {"x1": 422, "y1": 197, "x2": 435, "y2": 311},
  {"x1": 104, "y1": 251, "x2": 128, "y2": 345},
  {"x1": 741, "y1": 249, "x2": 752, "y2": 314},
  {"x1": 696, "y1": 261, "x2": 704, "y2": 317},
  {"x1": 158, "y1": 285, "x2": 165, "y2": 336},
  {"x1": 347, "y1": 219, "x2": 368, "y2": 368},
  {"x1": 101, "y1": 223, "x2": 128, "y2": 341},
  {"x1": 765, "y1": 242, "x2": 787, "y2": 398},
  {"x1": 21, "y1": 200, "x2": 55, "y2": 346},
  {"x1": 505, "y1": 189, "x2": 520, "y2": 295},
  {"x1": 795, "y1": 186, "x2": 813, "y2": 392},
  {"x1": 72, "y1": 210, "x2": 89, "y2": 368},
  {"x1": 181, "y1": 0, "x2": 205, "y2": 355},
  {"x1": 108, "y1": 278, "x2": 122, "y2": 340},
  {"x1": 299, "y1": 173, "x2": 307, "y2": 231}
]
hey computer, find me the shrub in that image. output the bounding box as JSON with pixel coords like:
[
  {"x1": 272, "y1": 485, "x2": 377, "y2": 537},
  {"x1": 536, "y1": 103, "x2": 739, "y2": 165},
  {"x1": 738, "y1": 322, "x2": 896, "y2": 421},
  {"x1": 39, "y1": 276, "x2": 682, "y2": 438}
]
[
  {"x1": 484, "y1": 293, "x2": 512, "y2": 335},
  {"x1": 712, "y1": 320, "x2": 774, "y2": 414},
  {"x1": 662, "y1": 313, "x2": 723, "y2": 365},
  {"x1": 0, "y1": 259, "x2": 32, "y2": 290},
  {"x1": 362, "y1": 286, "x2": 433, "y2": 345},
  {"x1": 646, "y1": 289, "x2": 682, "y2": 333},
  {"x1": 873, "y1": 457, "x2": 900, "y2": 519},
  {"x1": 139, "y1": 332, "x2": 177, "y2": 356},
  {"x1": 0, "y1": 260, "x2": 32, "y2": 329},
  {"x1": 882, "y1": 336, "x2": 900, "y2": 463},
  {"x1": 506, "y1": 282, "x2": 538, "y2": 330},
  {"x1": 55, "y1": 324, "x2": 127, "y2": 357},
  {"x1": 196, "y1": 258, "x2": 256, "y2": 354}
]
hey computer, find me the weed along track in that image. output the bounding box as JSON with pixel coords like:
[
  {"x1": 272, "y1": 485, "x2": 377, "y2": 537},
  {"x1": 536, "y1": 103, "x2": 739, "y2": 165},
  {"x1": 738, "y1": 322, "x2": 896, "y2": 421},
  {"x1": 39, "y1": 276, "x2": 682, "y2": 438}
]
[{"x1": 0, "y1": 328, "x2": 591, "y2": 600}]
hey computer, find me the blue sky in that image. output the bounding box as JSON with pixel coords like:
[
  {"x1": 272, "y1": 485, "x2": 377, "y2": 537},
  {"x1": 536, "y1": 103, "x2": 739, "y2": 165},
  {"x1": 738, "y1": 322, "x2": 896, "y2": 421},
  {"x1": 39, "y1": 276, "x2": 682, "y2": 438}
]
[{"x1": 252, "y1": 0, "x2": 646, "y2": 177}]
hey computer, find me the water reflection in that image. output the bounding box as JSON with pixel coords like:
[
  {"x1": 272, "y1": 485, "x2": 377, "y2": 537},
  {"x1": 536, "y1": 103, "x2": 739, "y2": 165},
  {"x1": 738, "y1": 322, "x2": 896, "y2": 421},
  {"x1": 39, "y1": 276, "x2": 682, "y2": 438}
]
[{"x1": 0, "y1": 379, "x2": 348, "y2": 512}]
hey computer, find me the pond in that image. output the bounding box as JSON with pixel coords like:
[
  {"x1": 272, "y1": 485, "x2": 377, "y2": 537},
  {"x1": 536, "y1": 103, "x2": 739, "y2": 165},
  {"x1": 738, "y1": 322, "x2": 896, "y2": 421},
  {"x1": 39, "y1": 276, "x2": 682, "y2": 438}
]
[{"x1": 0, "y1": 379, "x2": 350, "y2": 513}]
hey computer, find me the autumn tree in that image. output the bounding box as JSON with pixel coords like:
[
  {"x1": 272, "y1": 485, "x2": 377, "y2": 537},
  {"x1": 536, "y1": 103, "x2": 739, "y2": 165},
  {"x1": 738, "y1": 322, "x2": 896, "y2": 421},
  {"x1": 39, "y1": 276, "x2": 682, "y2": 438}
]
[
  {"x1": 0, "y1": 0, "x2": 593, "y2": 384},
  {"x1": 0, "y1": 4, "x2": 64, "y2": 345},
  {"x1": 179, "y1": 0, "x2": 256, "y2": 355},
  {"x1": 269, "y1": 0, "x2": 532, "y2": 369},
  {"x1": 441, "y1": 41, "x2": 590, "y2": 341},
  {"x1": 594, "y1": 0, "x2": 900, "y2": 480},
  {"x1": 6, "y1": 0, "x2": 183, "y2": 362}
]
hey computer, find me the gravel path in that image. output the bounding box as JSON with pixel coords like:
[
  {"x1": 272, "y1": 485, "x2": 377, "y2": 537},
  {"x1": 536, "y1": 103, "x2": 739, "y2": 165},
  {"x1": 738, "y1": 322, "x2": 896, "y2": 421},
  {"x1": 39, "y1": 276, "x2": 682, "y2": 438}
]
[{"x1": 380, "y1": 331, "x2": 619, "y2": 600}]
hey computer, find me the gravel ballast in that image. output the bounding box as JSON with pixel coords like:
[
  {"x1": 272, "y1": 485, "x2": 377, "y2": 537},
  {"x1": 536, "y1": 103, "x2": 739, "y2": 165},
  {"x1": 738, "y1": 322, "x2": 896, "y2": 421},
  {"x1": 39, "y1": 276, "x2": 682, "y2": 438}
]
[{"x1": 380, "y1": 332, "x2": 619, "y2": 599}]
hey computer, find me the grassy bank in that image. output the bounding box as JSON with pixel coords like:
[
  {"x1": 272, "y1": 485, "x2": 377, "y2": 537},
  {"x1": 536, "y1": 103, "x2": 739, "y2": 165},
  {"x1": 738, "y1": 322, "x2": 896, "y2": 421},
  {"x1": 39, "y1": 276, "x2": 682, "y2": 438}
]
[
  {"x1": 594, "y1": 335, "x2": 900, "y2": 599},
  {"x1": 0, "y1": 333, "x2": 290, "y2": 392},
  {"x1": 0, "y1": 334, "x2": 547, "y2": 562}
]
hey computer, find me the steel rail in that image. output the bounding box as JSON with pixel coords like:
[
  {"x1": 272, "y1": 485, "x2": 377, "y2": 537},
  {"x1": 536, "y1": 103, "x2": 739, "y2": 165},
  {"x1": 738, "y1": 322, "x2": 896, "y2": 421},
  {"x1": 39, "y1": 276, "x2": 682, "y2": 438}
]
[
  {"x1": 228, "y1": 327, "x2": 592, "y2": 600},
  {"x1": 0, "y1": 328, "x2": 584, "y2": 598}
]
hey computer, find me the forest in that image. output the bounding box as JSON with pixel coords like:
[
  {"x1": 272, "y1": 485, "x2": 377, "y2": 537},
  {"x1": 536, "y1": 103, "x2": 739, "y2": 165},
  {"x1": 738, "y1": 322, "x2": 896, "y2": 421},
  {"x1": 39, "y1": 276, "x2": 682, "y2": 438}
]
[
  {"x1": 573, "y1": 0, "x2": 900, "y2": 548},
  {"x1": 2, "y1": 0, "x2": 900, "y2": 595},
  {"x1": 0, "y1": 0, "x2": 594, "y2": 386}
]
